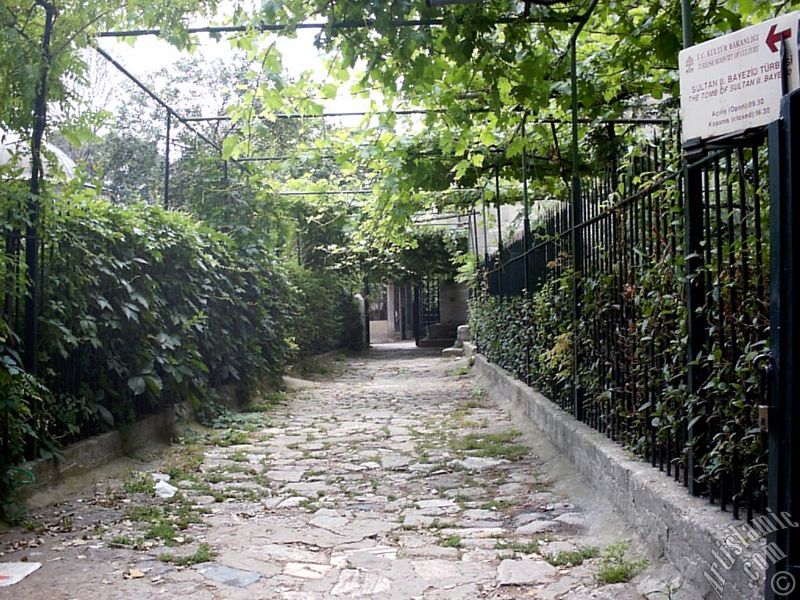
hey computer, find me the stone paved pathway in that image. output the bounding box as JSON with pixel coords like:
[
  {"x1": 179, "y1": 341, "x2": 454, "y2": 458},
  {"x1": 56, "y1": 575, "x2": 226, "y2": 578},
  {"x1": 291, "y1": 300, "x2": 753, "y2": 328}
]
[{"x1": 0, "y1": 342, "x2": 693, "y2": 599}]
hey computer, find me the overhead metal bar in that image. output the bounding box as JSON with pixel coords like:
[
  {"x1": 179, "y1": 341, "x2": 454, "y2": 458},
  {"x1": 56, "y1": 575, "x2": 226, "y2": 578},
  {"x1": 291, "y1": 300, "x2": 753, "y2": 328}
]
[
  {"x1": 94, "y1": 46, "x2": 253, "y2": 177},
  {"x1": 164, "y1": 109, "x2": 171, "y2": 208},
  {"x1": 413, "y1": 213, "x2": 471, "y2": 223},
  {"x1": 275, "y1": 190, "x2": 372, "y2": 196},
  {"x1": 274, "y1": 187, "x2": 479, "y2": 196},
  {"x1": 98, "y1": 15, "x2": 581, "y2": 39},
  {"x1": 184, "y1": 111, "x2": 670, "y2": 125},
  {"x1": 415, "y1": 222, "x2": 469, "y2": 227},
  {"x1": 236, "y1": 147, "x2": 513, "y2": 163}
]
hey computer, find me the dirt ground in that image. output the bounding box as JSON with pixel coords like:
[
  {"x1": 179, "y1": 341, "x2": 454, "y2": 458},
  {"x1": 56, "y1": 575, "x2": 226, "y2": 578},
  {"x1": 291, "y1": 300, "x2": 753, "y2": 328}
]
[{"x1": 0, "y1": 342, "x2": 698, "y2": 599}]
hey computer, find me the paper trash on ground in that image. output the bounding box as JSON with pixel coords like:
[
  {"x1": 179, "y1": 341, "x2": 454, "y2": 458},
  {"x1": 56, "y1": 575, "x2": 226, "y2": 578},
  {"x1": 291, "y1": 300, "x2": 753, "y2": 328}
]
[{"x1": 0, "y1": 562, "x2": 41, "y2": 587}]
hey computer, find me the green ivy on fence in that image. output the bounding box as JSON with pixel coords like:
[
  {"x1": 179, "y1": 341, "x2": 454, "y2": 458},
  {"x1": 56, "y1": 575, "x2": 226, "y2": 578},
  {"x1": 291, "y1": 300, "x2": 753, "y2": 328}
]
[
  {"x1": 471, "y1": 138, "x2": 770, "y2": 511},
  {"x1": 0, "y1": 183, "x2": 362, "y2": 518}
]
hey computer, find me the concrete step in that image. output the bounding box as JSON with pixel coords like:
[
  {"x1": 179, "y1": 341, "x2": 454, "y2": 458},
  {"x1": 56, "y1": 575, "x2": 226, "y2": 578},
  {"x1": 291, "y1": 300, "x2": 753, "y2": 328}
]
[{"x1": 418, "y1": 338, "x2": 455, "y2": 348}]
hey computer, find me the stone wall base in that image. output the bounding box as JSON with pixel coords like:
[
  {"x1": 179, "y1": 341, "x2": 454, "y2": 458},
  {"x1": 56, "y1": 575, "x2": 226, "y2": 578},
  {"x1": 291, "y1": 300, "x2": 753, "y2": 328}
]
[
  {"x1": 465, "y1": 343, "x2": 764, "y2": 600},
  {"x1": 22, "y1": 411, "x2": 177, "y2": 494}
]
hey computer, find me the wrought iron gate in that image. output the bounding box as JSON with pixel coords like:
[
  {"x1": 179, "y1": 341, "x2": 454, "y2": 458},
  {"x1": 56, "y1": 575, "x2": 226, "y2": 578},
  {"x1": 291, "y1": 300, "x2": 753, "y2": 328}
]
[{"x1": 413, "y1": 278, "x2": 439, "y2": 346}]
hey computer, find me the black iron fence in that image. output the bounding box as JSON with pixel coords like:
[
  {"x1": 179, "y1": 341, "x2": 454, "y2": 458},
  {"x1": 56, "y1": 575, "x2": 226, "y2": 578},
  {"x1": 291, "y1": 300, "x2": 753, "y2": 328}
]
[{"x1": 477, "y1": 130, "x2": 770, "y2": 520}]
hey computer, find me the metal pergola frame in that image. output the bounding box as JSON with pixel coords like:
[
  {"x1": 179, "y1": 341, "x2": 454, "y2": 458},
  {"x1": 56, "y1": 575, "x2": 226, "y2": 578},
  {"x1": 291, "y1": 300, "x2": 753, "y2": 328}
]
[
  {"x1": 94, "y1": 9, "x2": 671, "y2": 208},
  {"x1": 97, "y1": 13, "x2": 582, "y2": 40}
]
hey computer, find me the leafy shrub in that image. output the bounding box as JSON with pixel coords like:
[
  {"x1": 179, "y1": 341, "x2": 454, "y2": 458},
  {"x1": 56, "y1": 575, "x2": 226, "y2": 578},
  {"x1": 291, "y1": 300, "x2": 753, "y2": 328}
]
[
  {"x1": 0, "y1": 189, "x2": 297, "y2": 516},
  {"x1": 285, "y1": 264, "x2": 363, "y2": 358},
  {"x1": 39, "y1": 193, "x2": 291, "y2": 421}
]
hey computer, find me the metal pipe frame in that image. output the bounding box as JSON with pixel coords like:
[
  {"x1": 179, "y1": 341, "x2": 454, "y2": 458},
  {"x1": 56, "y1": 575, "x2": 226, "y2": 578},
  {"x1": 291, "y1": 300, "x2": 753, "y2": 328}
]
[
  {"x1": 94, "y1": 46, "x2": 254, "y2": 177},
  {"x1": 182, "y1": 111, "x2": 669, "y2": 125},
  {"x1": 98, "y1": 14, "x2": 582, "y2": 39}
]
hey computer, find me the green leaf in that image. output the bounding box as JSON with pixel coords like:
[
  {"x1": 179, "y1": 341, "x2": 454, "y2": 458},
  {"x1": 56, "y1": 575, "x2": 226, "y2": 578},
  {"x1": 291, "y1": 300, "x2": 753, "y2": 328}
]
[
  {"x1": 96, "y1": 404, "x2": 115, "y2": 427},
  {"x1": 128, "y1": 376, "x2": 146, "y2": 396},
  {"x1": 222, "y1": 134, "x2": 240, "y2": 160}
]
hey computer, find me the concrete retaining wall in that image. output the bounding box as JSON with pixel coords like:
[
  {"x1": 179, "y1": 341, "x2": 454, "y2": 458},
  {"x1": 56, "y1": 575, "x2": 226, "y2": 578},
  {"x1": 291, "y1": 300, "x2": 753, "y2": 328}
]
[
  {"x1": 23, "y1": 411, "x2": 177, "y2": 493},
  {"x1": 466, "y1": 343, "x2": 765, "y2": 600}
]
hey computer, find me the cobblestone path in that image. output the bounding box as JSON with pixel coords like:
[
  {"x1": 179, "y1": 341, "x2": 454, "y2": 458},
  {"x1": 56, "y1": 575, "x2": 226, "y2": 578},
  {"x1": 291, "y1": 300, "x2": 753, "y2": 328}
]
[{"x1": 0, "y1": 343, "x2": 690, "y2": 599}]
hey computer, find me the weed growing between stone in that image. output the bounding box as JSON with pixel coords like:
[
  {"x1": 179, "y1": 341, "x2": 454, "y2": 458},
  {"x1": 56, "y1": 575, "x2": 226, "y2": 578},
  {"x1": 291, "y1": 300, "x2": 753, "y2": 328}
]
[{"x1": 596, "y1": 541, "x2": 647, "y2": 583}]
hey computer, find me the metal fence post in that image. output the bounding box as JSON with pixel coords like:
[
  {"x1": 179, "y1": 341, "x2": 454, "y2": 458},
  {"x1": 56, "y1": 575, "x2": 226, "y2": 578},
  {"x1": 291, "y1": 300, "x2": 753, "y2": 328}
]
[
  {"x1": 164, "y1": 109, "x2": 171, "y2": 209},
  {"x1": 482, "y1": 189, "x2": 489, "y2": 268},
  {"x1": 680, "y1": 0, "x2": 708, "y2": 497},
  {"x1": 23, "y1": 1, "x2": 56, "y2": 375},
  {"x1": 765, "y1": 87, "x2": 800, "y2": 600},
  {"x1": 570, "y1": 37, "x2": 585, "y2": 421},
  {"x1": 683, "y1": 149, "x2": 706, "y2": 496},
  {"x1": 495, "y1": 166, "x2": 504, "y2": 298},
  {"x1": 521, "y1": 114, "x2": 532, "y2": 384},
  {"x1": 363, "y1": 276, "x2": 370, "y2": 348}
]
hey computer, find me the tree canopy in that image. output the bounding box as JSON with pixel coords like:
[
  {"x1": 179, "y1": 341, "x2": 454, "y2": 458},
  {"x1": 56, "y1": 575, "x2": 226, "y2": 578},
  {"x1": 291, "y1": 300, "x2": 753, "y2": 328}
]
[{"x1": 2, "y1": 0, "x2": 798, "y2": 261}]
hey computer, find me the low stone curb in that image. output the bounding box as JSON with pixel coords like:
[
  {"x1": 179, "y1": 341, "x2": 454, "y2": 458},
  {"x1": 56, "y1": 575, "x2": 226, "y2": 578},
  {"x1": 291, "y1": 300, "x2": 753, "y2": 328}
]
[
  {"x1": 465, "y1": 342, "x2": 765, "y2": 600},
  {"x1": 22, "y1": 411, "x2": 176, "y2": 494}
]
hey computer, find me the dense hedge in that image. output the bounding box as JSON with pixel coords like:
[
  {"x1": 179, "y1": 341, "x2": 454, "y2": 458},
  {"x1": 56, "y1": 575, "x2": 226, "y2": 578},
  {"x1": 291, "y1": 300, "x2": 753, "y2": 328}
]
[
  {"x1": 286, "y1": 265, "x2": 363, "y2": 358},
  {"x1": 0, "y1": 189, "x2": 359, "y2": 515}
]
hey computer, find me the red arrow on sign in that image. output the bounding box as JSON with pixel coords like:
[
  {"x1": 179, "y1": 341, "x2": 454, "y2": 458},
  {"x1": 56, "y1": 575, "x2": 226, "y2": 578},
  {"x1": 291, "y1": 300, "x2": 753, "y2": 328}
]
[{"x1": 766, "y1": 23, "x2": 792, "y2": 53}]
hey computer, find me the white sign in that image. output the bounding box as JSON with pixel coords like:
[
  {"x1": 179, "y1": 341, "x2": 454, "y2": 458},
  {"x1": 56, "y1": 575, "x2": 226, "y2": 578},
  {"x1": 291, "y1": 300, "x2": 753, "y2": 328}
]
[{"x1": 679, "y1": 12, "x2": 800, "y2": 142}]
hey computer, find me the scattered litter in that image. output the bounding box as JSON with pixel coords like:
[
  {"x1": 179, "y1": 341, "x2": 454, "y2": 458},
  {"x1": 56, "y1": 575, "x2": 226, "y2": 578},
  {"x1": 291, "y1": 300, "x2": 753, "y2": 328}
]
[
  {"x1": 124, "y1": 568, "x2": 145, "y2": 579},
  {"x1": 154, "y1": 480, "x2": 178, "y2": 499},
  {"x1": 151, "y1": 473, "x2": 171, "y2": 483},
  {"x1": 196, "y1": 563, "x2": 261, "y2": 587},
  {"x1": 0, "y1": 562, "x2": 41, "y2": 587}
]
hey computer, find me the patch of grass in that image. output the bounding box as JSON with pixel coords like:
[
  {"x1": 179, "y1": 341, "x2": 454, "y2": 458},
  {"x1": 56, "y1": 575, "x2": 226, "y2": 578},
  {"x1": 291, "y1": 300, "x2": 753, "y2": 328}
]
[
  {"x1": 228, "y1": 450, "x2": 248, "y2": 462},
  {"x1": 126, "y1": 505, "x2": 163, "y2": 522},
  {"x1": 21, "y1": 519, "x2": 44, "y2": 533},
  {"x1": 480, "y1": 499, "x2": 514, "y2": 511},
  {"x1": 453, "y1": 493, "x2": 471, "y2": 506},
  {"x1": 110, "y1": 535, "x2": 147, "y2": 550},
  {"x1": 252, "y1": 473, "x2": 271, "y2": 488},
  {"x1": 159, "y1": 543, "x2": 216, "y2": 566},
  {"x1": 194, "y1": 483, "x2": 225, "y2": 503},
  {"x1": 205, "y1": 471, "x2": 227, "y2": 484},
  {"x1": 172, "y1": 501, "x2": 205, "y2": 529},
  {"x1": 163, "y1": 444, "x2": 204, "y2": 481},
  {"x1": 427, "y1": 518, "x2": 455, "y2": 530},
  {"x1": 450, "y1": 430, "x2": 527, "y2": 460},
  {"x1": 452, "y1": 365, "x2": 471, "y2": 377},
  {"x1": 440, "y1": 535, "x2": 462, "y2": 548},
  {"x1": 451, "y1": 405, "x2": 473, "y2": 422},
  {"x1": 546, "y1": 546, "x2": 599, "y2": 566},
  {"x1": 208, "y1": 463, "x2": 257, "y2": 478},
  {"x1": 123, "y1": 471, "x2": 155, "y2": 494},
  {"x1": 596, "y1": 542, "x2": 647, "y2": 584},
  {"x1": 239, "y1": 489, "x2": 261, "y2": 502},
  {"x1": 495, "y1": 539, "x2": 544, "y2": 554},
  {"x1": 209, "y1": 430, "x2": 249, "y2": 447},
  {"x1": 145, "y1": 520, "x2": 178, "y2": 546},
  {"x1": 293, "y1": 356, "x2": 336, "y2": 377},
  {"x1": 298, "y1": 498, "x2": 317, "y2": 510},
  {"x1": 243, "y1": 391, "x2": 287, "y2": 413}
]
